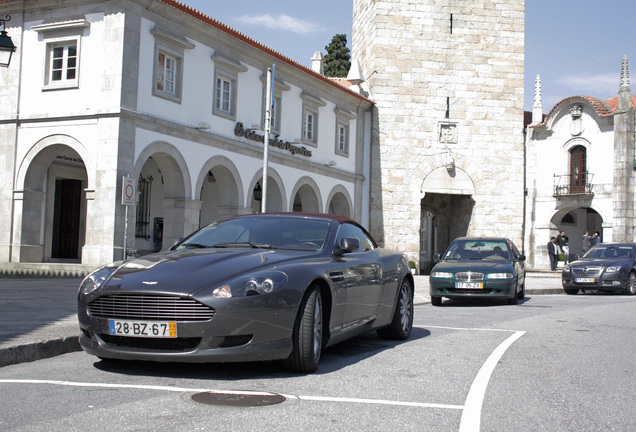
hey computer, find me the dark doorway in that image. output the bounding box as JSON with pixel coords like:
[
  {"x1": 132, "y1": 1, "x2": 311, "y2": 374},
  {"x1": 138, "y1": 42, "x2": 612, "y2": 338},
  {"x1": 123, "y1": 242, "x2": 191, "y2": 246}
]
[
  {"x1": 52, "y1": 179, "x2": 82, "y2": 259},
  {"x1": 420, "y1": 193, "x2": 475, "y2": 274}
]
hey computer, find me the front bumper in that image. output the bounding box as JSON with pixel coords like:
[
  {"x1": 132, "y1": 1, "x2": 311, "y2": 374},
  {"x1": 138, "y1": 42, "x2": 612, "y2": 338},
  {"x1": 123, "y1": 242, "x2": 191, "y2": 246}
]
[
  {"x1": 561, "y1": 272, "x2": 627, "y2": 291},
  {"x1": 77, "y1": 293, "x2": 298, "y2": 363},
  {"x1": 429, "y1": 279, "x2": 516, "y2": 299}
]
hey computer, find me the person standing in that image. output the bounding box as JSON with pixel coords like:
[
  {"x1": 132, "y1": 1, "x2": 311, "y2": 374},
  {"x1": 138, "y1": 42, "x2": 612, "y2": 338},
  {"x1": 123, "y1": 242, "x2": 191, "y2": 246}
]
[
  {"x1": 556, "y1": 230, "x2": 570, "y2": 264},
  {"x1": 582, "y1": 231, "x2": 592, "y2": 254},
  {"x1": 547, "y1": 237, "x2": 558, "y2": 271},
  {"x1": 594, "y1": 231, "x2": 601, "y2": 245}
]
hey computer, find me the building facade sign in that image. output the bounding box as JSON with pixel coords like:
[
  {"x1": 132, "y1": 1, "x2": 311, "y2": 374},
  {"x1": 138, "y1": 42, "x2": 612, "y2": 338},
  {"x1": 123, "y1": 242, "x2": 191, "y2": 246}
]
[{"x1": 234, "y1": 122, "x2": 313, "y2": 157}]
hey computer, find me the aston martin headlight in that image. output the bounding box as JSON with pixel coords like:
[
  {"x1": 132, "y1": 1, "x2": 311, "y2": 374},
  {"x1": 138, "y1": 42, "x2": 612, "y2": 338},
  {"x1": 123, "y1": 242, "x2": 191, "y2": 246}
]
[
  {"x1": 78, "y1": 266, "x2": 115, "y2": 298},
  {"x1": 487, "y1": 273, "x2": 514, "y2": 279},
  {"x1": 605, "y1": 266, "x2": 621, "y2": 273},
  {"x1": 212, "y1": 271, "x2": 288, "y2": 298},
  {"x1": 430, "y1": 271, "x2": 453, "y2": 278}
]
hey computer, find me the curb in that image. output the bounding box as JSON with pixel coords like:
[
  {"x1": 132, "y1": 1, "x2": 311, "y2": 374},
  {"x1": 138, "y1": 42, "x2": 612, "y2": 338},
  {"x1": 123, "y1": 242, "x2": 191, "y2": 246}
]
[{"x1": 0, "y1": 336, "x2": 81, "y2": 368}]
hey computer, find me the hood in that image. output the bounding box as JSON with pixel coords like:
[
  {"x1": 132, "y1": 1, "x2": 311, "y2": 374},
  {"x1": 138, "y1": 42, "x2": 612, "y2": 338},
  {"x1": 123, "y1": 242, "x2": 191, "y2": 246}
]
[
  {"x1": 432, "y1": 260, "x2": 515, "y2": 273},
  {"x1": 568, "y1": 257, "x2": 632, "y2": 268},
  {"x1": 102, "y1": 248, "x2": 312, "y2": 295}
]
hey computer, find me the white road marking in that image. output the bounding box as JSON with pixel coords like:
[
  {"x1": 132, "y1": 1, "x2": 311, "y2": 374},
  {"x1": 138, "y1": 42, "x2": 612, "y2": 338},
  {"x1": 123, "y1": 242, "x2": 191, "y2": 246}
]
[
  {"x1": 458, "y1": 330, "x2": 526, "y2": 432},
  {"x1": 0, "y1": 379, "x2": 463, "y2": 410},
  {"x1": 1, "y1": 325, "x2": 526, "y2": 432}
]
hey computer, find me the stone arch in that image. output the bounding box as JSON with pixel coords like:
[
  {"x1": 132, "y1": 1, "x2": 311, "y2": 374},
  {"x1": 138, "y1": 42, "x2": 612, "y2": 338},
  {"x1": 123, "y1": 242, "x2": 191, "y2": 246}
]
[
  {"x1": 248, "y1": 168, "x2": 287, "y2": 213},
  {"x1": 195, "y1": 156, "x2": 244, "y2": 224},
  {"x1": 134, "y1": 141, "x2": 190, "y2": 200},
  {"x1": 289, "y1": 176, "x2": 323, "y2": 213},
  {"x1": 326, "y1": 185, "x2": 353, "y2": 217},
  {"x1": 413, "y1": 152, "x2": 481, "y2": 195},
  {"x1": 16, "y1": 134, "x2": 94, "y2": 191},
  {"x1": 563, "y1": 137, "x2": 591, "y2": 152}
]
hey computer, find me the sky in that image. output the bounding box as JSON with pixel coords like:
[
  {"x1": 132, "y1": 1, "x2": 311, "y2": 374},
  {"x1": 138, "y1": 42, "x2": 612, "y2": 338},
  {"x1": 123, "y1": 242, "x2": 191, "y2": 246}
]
[{"x1": 184, "y1": 0, "x2": 636, "y2": 113}]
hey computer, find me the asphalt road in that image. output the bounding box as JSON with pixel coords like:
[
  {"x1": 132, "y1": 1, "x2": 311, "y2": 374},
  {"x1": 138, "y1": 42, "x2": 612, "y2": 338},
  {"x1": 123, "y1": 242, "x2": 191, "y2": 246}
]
[{"x1": 1, "y1": 293, "x2": 635, "y2": 432}]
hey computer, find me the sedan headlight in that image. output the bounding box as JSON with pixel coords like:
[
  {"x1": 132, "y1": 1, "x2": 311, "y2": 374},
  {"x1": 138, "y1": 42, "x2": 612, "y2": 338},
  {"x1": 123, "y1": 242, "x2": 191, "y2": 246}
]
[
  {"x1": 563, "y1": 264, "x2": 571, "y2": 272},
  {"x1": 487, "y1": 273, "x2": 514, "y2": 279},
  {"x1": 212, "y1": 271, "x2": 288, "y2": 298},
  {"x1": 78, "y1": 266, "x2": 115, "y2": 298},
  {"x1": 431, "y1": 271, "x2": 453, "y2": 278},
  {"x1": 605, "y1": 266, "x2": 621, "y2": 273}
]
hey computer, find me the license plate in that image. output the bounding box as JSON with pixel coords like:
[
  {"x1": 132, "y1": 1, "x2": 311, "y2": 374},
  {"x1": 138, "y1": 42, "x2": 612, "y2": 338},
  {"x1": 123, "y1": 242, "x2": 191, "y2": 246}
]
[
  {"x1": 575, "y1": 278, "x2": 595, "y2": 283},
  {"x1": 456, "y1": 282, "x2": 483, "y2": 289},
  {"x1": 108, "y1": 319, "x2": 177, "y2": 338}
]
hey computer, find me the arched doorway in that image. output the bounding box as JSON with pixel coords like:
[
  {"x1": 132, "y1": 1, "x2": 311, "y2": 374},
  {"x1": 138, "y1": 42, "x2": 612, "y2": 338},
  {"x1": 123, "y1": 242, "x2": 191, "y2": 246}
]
[
  {"x1": 327, "y1": 189, "x2": 352, "y2": 217},
  {"x1": 133, "y1": 147, "x2": 191, "y2": 254},
  {"x1": 292, "y1": 184, "x2": 320, "y2": 213},
  {"x1": 18, "y1": 144, "x2": 88, "y2": 262},
  {"x1": 250, "y1": 174, "x2": 285, "y2": 213},
  {"x1": 550, "y1": 207, "x2": 603, "y2": 258},
  {"x1": 199, "y1": 165, "x2": 241, "y2": 225}
]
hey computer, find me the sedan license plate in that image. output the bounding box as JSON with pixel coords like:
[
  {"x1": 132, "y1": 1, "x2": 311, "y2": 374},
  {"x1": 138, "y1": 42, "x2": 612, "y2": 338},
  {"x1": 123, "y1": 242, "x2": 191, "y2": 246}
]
[
  {"x1": 575, "y1": 278, "x2": 595, "y2": 283},
  {"x1": 456, "y1": 282, "x2": 483, "y2": 289},
  {"x1": 108, "y1": 319, "x2": 177, "y2": 338}
]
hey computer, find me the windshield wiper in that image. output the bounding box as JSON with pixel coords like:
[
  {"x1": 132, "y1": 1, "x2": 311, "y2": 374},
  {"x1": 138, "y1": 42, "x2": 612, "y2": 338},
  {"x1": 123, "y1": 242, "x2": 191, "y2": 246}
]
[
  {"x1": 211, "y1": 242, "x2": 277, "y2": 249},
  {"x1": 180, "y1": 242, "x2": 211, "y2": 249}
]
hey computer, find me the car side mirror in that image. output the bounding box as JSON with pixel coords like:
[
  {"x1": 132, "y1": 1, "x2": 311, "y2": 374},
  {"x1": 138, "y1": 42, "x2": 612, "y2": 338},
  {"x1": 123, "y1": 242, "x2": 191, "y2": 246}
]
[
  {"x1": 434, "y1": 253, "x2": 442, "y2": 263},
  {"x1": 517, "y1": 254, "x2": 526, "y2": 262},
  {"x1": 335, "y1": 237, "x2": 360, "y2": 256}
]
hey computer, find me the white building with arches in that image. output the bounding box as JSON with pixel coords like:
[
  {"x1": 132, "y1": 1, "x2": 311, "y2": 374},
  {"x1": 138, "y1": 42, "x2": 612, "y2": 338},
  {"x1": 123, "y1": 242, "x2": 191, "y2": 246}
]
[
  {"x1": 0, "y1": 0, "x2": 373, "y2": 273},
  {"x1": 525, "y1": 56, "x2": 636, "y2": 270}
]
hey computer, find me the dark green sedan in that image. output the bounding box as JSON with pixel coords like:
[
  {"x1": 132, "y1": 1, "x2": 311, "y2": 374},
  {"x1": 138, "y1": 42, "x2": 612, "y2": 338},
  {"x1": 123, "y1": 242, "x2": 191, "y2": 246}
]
[{"x1": 429, "y1": 237, "x2": 526, "y2": 306}]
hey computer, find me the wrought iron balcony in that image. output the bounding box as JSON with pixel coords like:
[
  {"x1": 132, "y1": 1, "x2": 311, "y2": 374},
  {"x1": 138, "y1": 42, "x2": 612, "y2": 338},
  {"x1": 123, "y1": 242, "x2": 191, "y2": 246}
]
[{"x1": 553, "y1": 172, "x2": 594, "y2": 196}]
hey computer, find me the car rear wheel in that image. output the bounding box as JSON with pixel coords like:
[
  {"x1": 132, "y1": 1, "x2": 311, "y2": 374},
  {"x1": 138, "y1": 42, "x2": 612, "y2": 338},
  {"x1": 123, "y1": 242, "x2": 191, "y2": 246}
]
[
  {"x1": 626, "y1": 272, "x2": 636, "y2": 296},
  {"x1": 564, "y1": 287, "x2": 579, "y2": 295},
  {"x1": 377, "y1": 278, "x2": 413, "y2": 340},
  {"x1": 431, "y1": 296, "x2": 442, "y2": 306},
  {"x1": 283, "y1": 286, "x2": 323, "y2": 373}
]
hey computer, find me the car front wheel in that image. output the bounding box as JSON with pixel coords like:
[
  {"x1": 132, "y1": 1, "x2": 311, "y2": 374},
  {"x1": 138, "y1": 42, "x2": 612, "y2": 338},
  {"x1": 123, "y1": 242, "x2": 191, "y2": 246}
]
[
  {"x1": 284, "y1": 286, "x2": 323, "y2": 373},
  {"x1": 377, "y1": 278, "x2": 413, "y2": 340},
  {"x1": 431, "y1": 296, "x2": 442, "y2": 306},
  {"x1": 564, "y1": 287, "x2": 579, "y2": 295},
  {"x1": 626, "y1": 272, "x2": 636, "y2": 296}
]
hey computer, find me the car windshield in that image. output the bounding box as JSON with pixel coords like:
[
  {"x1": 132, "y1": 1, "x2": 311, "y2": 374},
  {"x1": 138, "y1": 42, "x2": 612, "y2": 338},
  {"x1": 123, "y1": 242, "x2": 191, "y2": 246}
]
[
  {"x1": 177, "y1": 216, "x2": 331, "y2": 251},
  {"x1": 583, "y1": 245, "x2": 634, "y2": 259},
  {"x1": 443, "y1": 240, "x2": 511, "y2": 261}
]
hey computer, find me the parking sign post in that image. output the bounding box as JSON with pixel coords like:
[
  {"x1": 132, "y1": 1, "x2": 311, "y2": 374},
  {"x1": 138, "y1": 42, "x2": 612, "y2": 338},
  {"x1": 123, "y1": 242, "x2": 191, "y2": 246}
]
[{"x1": 122, "y1": 176, "x2": 136, "y2": 260}]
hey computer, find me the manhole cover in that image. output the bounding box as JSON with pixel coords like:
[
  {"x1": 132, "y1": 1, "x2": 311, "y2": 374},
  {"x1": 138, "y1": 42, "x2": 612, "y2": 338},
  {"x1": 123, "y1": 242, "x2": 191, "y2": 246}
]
[{"x1": 191, "y1": 391, "x2": 286, "y2": 407}]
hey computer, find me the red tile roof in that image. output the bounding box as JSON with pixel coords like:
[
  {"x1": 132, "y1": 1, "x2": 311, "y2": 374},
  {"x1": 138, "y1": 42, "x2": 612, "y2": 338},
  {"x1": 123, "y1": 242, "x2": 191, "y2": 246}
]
[
  {"x1": 160, "y1": 0, "x2": 372, "y2": 104},
  {"x1": 531, "y1": 94, "x2": 636, "y2": 128},
  {"x1": 0, "y1": 0, "x2": 373, "y2": 104}
]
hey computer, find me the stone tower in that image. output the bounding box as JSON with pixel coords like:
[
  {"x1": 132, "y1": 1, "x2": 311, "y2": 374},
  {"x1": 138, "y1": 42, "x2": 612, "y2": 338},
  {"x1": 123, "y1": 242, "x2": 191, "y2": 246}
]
[{"x1": 352, "y1": 0, "x2": 526, "y2": 272}]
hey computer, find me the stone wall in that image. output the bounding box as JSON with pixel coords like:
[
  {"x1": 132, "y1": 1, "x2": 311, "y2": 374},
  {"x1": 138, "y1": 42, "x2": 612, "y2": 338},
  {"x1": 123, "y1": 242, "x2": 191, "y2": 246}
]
[{"x1": 353, "y1": 0, "x2": 526, "y2": 263}]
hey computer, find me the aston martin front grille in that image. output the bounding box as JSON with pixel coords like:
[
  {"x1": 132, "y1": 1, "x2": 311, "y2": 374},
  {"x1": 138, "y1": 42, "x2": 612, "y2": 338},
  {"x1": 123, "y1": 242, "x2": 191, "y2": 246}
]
[
  {"x1": 88, "y1": 294, "x2": 215, "y2": 321},
  {"x1": 456, "y1": 272, "x2": 485, "y2": 281}
]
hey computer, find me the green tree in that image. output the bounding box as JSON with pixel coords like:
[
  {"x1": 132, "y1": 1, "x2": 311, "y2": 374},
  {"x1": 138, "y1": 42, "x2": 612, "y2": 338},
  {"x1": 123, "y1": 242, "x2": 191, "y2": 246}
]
[{"x1": 323, "y1": 34, "x2": 351, "y2": 77}]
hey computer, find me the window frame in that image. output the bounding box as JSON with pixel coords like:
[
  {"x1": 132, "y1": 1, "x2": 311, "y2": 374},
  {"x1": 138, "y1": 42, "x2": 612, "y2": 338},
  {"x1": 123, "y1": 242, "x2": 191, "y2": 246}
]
[
  {"x1": 44, "y1": 39, "x2": 80, "y2": 89},
  {"x1": 151, "y1": 26, "x2": 194, "y2": 104},
  {"x1": 334, "y1": 108, "x2": 355, "y2": 157},
  {"x1": 212, "y1": 54, "x2": 247, "y2": 120},
  {"x1": 300, "y1": 92, "x2": 326, "y2": 147}
]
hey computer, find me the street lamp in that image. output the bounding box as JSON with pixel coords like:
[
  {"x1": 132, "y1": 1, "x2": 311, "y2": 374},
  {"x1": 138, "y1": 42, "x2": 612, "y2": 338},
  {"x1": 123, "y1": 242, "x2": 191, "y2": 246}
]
[
  {"x1": 253, "y1": 182, "x2": 262, "y2": 202},
  {"x1": 0, "y1": 15, "x2": 16, "y2": 68}
]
